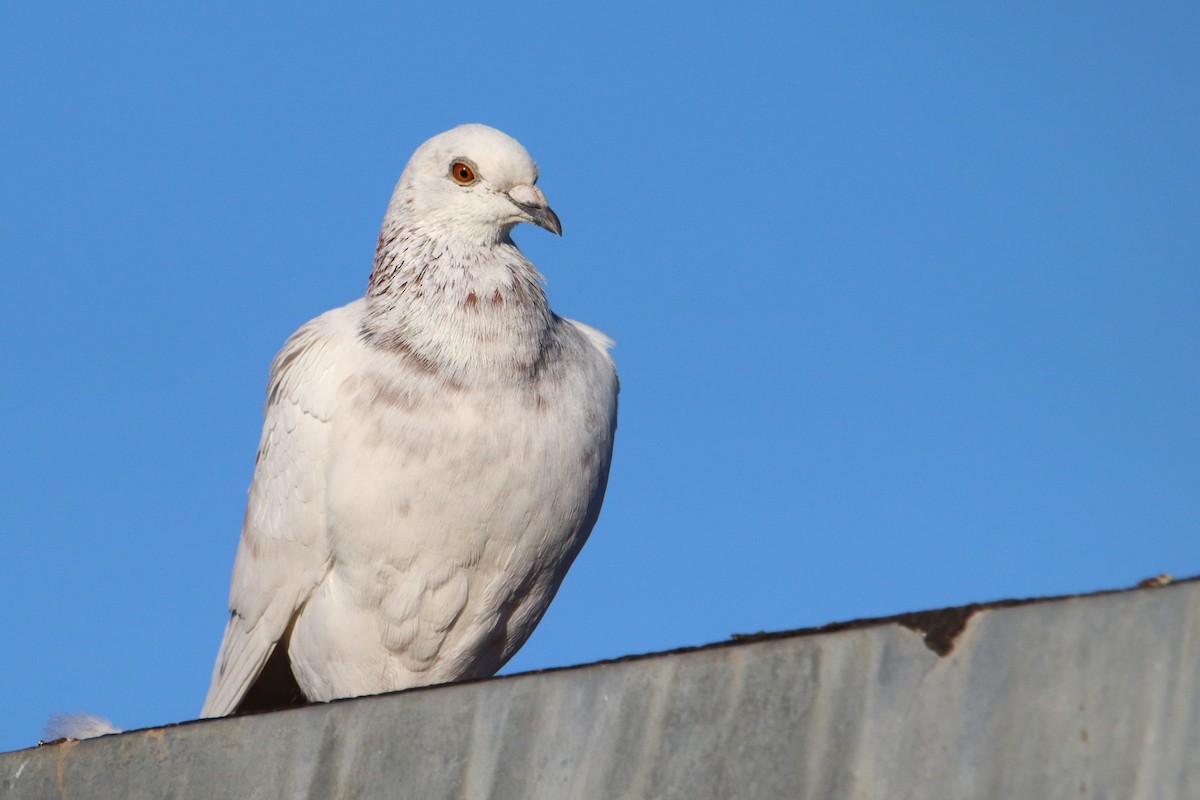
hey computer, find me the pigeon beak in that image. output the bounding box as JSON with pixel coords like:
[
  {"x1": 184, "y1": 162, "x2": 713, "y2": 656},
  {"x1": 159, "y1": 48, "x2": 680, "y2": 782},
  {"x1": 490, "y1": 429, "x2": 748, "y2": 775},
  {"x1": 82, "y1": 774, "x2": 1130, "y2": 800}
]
[{"x1": 506, "y1": 184, "x2": 562, "y2": 236}]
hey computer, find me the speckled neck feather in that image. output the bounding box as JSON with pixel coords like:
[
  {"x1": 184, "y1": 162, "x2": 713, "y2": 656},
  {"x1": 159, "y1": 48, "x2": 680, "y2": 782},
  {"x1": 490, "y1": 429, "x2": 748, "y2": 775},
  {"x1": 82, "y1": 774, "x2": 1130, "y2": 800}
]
[{"x1": 363, "y1": 212, "x2": 555, "y2": 384}]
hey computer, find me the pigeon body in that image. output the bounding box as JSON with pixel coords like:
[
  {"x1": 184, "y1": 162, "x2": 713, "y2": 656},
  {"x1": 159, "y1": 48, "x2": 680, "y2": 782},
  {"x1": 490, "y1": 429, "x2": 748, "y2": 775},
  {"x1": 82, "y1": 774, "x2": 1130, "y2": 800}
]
[{"x1": 201, "y1": 125, "x2": 618, "y2": 717}]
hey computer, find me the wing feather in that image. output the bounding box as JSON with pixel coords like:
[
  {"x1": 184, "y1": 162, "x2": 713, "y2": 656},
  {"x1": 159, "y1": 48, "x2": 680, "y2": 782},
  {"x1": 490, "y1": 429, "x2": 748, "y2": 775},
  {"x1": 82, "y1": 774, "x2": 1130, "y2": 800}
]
[{"x1": 201, "y1": 305, "x2": 355, "y2": 717}]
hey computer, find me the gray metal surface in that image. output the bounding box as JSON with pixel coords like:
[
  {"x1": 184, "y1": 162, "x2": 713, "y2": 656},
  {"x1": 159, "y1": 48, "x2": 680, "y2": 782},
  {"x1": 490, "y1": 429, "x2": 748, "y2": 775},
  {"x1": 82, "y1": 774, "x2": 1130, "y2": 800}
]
[{"x1": 4, "y1": 580, "x2": 1198, "y2": 799}]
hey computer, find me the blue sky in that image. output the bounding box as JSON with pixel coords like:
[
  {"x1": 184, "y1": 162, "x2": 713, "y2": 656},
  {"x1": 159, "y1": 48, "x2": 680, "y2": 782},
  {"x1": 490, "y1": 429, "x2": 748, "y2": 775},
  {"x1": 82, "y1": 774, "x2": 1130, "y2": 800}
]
[{"x1": 2, "y1": 3, "x2": 1197, "y2": 752}]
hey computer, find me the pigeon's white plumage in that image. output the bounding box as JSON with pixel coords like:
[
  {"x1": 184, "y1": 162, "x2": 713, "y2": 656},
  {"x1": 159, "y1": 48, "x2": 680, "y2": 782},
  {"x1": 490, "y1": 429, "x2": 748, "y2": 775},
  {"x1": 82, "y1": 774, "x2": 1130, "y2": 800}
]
[{"x1": 201, "y1": 125, "x2": 618, "y2": 718}]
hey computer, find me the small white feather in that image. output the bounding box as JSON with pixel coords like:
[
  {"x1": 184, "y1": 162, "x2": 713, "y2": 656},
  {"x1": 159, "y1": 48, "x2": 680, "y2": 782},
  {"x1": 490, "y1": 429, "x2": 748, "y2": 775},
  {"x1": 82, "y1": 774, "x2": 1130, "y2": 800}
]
[{"x1": 42, "y1": 713, "x2": 121, "y2": 741}]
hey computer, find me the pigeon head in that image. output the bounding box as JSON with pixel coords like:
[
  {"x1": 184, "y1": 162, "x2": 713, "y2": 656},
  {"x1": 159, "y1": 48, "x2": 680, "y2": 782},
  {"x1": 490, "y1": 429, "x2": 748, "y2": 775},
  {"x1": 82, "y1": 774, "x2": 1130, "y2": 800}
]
[{"x1": 389, "y1": 124, "x2": 561, "y2": 243}]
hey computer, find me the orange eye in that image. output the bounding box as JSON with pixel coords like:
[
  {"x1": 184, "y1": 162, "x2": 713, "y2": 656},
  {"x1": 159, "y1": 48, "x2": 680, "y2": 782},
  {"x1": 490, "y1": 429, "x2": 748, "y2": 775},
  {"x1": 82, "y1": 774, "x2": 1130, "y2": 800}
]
[{"x1": 450, "y1": 161, "x2": 476, "y2": 184}]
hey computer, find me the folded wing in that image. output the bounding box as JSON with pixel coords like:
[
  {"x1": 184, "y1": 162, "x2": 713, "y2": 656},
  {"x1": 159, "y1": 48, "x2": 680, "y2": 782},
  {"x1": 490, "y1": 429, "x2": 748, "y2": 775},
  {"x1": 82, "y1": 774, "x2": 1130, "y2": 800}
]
[{"x1": 201, "y1": 310, "x2": 347, "y2": 717}]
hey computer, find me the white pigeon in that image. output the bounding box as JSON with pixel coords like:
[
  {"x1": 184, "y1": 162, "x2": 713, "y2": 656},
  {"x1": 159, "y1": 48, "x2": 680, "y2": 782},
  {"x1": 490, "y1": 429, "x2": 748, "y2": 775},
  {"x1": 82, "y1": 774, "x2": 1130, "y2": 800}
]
[{"x1": 201, "y1": 124, "x2": 618, "y2": 718}]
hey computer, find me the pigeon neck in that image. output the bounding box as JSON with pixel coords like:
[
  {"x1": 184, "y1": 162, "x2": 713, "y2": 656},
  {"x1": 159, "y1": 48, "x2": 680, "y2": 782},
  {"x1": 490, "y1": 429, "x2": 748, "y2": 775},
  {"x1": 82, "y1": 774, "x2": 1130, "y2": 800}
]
[{"x1": 362, "y1": 221, "x2": 555, "y2": 382}]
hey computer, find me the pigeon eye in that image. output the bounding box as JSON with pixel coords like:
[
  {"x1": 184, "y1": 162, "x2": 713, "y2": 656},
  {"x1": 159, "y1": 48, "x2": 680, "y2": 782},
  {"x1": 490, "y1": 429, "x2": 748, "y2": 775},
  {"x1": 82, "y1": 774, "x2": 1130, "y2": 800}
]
[{"x1": 450, "y1": 161, "x2": 476, "y2": 185}]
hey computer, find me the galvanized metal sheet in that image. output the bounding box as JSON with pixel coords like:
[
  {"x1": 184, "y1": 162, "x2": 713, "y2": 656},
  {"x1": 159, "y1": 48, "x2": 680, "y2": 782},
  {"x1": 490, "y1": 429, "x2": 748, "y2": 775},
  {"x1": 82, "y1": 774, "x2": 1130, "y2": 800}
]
[{"x1": 3, "y1": 580, "x2": 1198, "y2": 799}]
